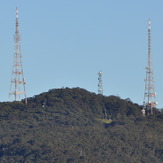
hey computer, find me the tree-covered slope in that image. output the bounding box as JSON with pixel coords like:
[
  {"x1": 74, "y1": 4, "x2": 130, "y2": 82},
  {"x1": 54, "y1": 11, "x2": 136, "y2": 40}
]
[{"x1": 0, "y1": 88, "x2": 162, "y2": 162}]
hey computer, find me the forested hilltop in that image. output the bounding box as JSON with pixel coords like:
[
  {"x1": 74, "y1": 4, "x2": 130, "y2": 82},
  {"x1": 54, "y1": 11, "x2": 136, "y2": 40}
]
[{"x1": 0, "y1": 88, "x2": 162, "y2": 162}]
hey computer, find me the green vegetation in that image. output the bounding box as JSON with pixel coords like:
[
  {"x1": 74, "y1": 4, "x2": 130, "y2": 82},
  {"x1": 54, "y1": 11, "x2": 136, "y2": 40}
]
[
  {"x1": 97, "y1": 118, "x2": 113, "y2": 124},
  {"x1": 0, "y1": 87, "x2": 162, "y2": 162}
]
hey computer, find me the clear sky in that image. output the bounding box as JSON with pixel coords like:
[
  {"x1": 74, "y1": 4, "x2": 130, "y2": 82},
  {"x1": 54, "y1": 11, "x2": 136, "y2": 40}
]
[{"x1": 0, "y1": 0, "x2": 163, "y2": 108}]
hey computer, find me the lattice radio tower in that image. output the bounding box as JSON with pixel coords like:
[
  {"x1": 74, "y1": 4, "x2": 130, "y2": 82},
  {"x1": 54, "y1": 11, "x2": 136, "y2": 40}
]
[
  {"x1": 143, "y1": 19, "x2": 157, "y2": 114},
  {"x1": 9, "y1": 8, "x2": 27, "y2": 104},
  {"x1": 98, "y1": 71, "x2": 103, "y2": 94}
]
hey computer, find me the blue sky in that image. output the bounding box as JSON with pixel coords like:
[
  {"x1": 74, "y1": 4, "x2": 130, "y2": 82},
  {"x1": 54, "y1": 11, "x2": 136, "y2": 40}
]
[{"x1": 0, "y1": 0, "x2": 163, "y2": 108}]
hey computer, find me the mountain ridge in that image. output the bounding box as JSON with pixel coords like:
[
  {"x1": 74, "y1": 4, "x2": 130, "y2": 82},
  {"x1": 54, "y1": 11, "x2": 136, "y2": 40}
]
[{"x1": 0, "y1": 87, "x2": 162, "y2": 162}]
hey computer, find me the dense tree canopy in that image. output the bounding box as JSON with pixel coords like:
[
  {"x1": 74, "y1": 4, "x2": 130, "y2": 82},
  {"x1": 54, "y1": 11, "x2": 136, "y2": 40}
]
[{"x1": 0, "y1": 88, "x2": 162, "y2": 162}]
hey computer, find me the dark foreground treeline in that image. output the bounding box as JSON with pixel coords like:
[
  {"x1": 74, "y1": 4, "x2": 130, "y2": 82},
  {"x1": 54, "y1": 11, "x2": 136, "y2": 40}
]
[{"x1": 0, "y1": 88, "x2": 162, "y2": 162}]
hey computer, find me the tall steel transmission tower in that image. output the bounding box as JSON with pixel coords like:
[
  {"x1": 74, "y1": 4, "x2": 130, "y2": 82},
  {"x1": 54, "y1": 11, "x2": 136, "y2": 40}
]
[
  {"x1": 9, "y1": 7, "x2": 27, "y2": 104},
  {"x1": 143, "y1": 19, "x2": 157, "y2": 114},
  {"x1": 98, "y1": 71, "x2": 103, "y2": 94}
]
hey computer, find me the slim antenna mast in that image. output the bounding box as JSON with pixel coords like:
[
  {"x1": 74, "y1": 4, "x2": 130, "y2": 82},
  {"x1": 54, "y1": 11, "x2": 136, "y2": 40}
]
[
  {"x1": 9, "y1": 7, "x2": 27, "y2": 104},
  {"x1": 98, "y1": 71, "x2": 103, "y2": 94},
  {"x1": 98, "y1": 71, "x2": 107, "y2": 119},
  {"x1": 143, "y1": 19, "x2": 157, "y2": 114}
]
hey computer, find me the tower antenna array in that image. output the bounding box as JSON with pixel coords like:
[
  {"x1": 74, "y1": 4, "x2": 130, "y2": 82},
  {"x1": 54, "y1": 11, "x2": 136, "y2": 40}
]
[
  {"x1": 9, "y1": 7, "x2": 27, "y2": 104},
  {"x1": 98, "y1": 71, "x2": 103, "y2": 94},
  {"x1": 143, "y1": 19, "x2": 157, "y2": 114}
]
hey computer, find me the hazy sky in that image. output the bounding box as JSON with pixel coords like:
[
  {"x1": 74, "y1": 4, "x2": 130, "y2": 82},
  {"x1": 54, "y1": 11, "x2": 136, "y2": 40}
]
[{"x1": 0, "y1": 0, "x2": 163, "y2": 108}]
